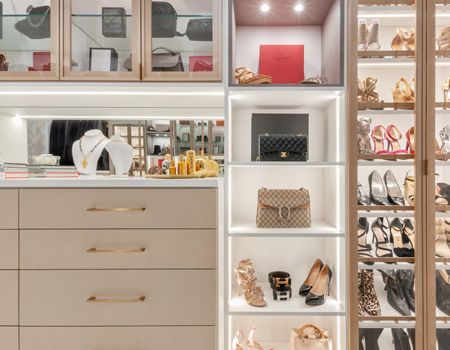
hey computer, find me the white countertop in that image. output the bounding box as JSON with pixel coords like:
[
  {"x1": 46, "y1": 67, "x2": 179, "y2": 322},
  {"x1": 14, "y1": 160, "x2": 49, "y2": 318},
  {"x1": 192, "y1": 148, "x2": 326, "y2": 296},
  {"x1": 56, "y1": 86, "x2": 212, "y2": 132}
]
[{"x1": 0, "y1": 176, "x2": 223, "y2": 188}]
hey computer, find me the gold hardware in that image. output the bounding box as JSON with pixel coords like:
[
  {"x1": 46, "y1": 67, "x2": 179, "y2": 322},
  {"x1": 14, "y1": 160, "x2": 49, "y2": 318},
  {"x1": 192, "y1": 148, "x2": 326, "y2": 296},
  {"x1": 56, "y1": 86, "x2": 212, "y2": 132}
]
[
  {"x1": 275, "y1": 277, "x2": 289, "y2": 288},
  {"x1": 87, "y1": 296, "x2": 146, "y2": 303},
  {"x1": 86, "y1": 207, "x2": 146, "y2": 212},
  {"x1": 86, "y1": 248, "x2": 146, "y2": 253},
  {"x1": 280, "y1": 151, "x2": 288, "y2": 158}
]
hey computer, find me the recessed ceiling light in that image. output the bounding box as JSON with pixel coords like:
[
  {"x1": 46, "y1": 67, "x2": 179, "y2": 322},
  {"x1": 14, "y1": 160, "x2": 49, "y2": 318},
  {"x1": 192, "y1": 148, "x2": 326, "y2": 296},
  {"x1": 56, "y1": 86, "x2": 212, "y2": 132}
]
[
  {"x1": 260, "y1": 3, "x2": 270, "y2": 12},
  {"x1": 294, "y1": 4, "x2": 304, "y2": 12}
]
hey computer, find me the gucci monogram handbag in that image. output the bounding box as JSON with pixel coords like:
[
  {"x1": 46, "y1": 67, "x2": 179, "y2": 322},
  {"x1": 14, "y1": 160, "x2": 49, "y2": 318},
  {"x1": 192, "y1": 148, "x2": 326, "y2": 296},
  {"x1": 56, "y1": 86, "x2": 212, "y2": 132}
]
[
  {"x1": 256, "y1": 188, "x2": 311, "y2": 228},
  {"x1": 289, "y1": 324, "x2": 332, "y2": 350},
  {"x1": 258, "y1": 134, "x2": 308, "y2": 161}
]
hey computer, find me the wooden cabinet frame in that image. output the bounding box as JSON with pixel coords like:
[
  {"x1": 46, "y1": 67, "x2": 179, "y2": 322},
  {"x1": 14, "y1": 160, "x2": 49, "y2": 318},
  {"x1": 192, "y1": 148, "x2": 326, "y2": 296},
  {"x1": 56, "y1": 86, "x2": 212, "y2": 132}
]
[
  {"x1": 0, "y1": 0, "x2": 60, "y2": 81},
  {"x1": 61, "y1": 0, "x2": 141, "y2": 81},
  {"x1": 141, "y1": 0, "x2": 222, "y2": 81}
]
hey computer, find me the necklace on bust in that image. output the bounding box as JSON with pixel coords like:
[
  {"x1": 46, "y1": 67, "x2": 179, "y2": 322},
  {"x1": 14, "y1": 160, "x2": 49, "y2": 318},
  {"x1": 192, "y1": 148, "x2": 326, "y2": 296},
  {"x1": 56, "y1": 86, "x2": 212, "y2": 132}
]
[{"x1": 79, "y1": 137, "x2": 107, "y2": 169}]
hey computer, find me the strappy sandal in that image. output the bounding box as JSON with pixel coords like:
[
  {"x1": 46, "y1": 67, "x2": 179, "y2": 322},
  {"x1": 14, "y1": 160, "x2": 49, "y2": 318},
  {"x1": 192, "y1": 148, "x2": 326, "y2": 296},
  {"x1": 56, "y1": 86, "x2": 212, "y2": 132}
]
[
  {"x1": 358, "y1": 218, "x2": 374, "y2": 261},
  {"x1": 300, "y1": 74, "x2": 328, "y2": 85},
  {"x1": 371, "y1": 217, "x2": 394, "y2": 258},
  {"x1": 391, "y1": 28, "x2": 415, "y2": 51},
  {"x1": 438, "y1": 26, "x2": 450, "y2": 51},
  {"x1": 235, "y1": 67, "x2": 272, "y2": 85},
  {"x1": 392, "y1": 77, "x2": 415, "y2": 109},
  {"x1": 358, "y1": 77, "x2": 384, "y2": 109}
]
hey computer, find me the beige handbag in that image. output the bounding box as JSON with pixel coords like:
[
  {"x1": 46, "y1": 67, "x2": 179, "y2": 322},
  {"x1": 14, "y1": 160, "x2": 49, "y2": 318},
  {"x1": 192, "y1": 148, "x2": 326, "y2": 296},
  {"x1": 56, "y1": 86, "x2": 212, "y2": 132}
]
[
  {"x1": 289, "y1": 324, "x2": 332, "y2": 350},
  {"x1": 256, "y1": 188, "x2": 311, "y2": 228}
]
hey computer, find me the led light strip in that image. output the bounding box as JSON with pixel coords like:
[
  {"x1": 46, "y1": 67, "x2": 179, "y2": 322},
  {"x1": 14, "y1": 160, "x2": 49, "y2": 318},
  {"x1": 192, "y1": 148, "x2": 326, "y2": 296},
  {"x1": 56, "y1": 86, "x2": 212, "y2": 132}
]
[
  {"x1": 16, "y1": 115, "x2": 224, "y2": 120},
  {"x1": 0, "y1": 91, "x2": 224, "y2": 96}
]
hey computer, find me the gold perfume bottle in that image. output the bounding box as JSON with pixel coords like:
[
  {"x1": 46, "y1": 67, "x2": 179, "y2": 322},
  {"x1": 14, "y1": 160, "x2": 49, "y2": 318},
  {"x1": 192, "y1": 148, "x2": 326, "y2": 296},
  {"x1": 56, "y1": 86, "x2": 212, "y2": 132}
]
[
  {"x1": 178, "y1": 155, "x2": 187, "y2": 175},
  {"x1": 169, "y1": 159, "x2": 176, "y2": 175},
  {"x1": 186, "y1": 150, "x2": 196, "y2": 175}
]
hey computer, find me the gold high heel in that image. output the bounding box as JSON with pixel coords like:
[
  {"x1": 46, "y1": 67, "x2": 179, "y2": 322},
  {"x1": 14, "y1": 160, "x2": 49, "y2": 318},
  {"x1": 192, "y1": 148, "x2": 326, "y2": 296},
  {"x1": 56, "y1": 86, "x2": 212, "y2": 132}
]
[
  {"x1": 232, "y1": 331, "x2": 245, "y2": 350},
  {"x1": 247, "y1": 327, "x2": 275, "y2": 350},
  {"x1": 392, "y1": 78, "x2": 415, "y2": 109},
  {"x1": 443, "y1": 79, "x2": 450, "y2": 110},
  {"x1": 438, "y1": 26, "x2": 450, "y2": 51},
  {"x1": 235, "y1": 259, "x2": 267, "y2": 307},
  {"x1": 391, "y1": 28, "x2": 415, "y2": 51},
  {"x1": 235, "y1": 67, "x2": 272, "y2": 85},
  {"x1": 436, "y1": 218, "x2": 450, "y2": 258}
]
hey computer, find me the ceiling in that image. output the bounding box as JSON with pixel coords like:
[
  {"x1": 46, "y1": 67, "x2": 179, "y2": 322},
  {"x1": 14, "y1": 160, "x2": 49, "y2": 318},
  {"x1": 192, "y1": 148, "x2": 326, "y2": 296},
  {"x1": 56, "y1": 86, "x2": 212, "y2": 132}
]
[{"x1": 234, "y1": 0, "x2": 337, "y2": 26}]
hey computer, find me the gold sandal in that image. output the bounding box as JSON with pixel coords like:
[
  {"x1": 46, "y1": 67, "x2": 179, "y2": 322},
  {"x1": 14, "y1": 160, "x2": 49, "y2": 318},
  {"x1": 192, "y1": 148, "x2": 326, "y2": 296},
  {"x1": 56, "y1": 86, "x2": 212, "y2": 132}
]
[
  {"x1": 235, "y1": 67, "x2": 272, "y2": 85},
  {"x1": 438, "y1": 26, "x2": 450, "y2": 51},
  {"x1": 358, "y1": 77, "x2": 383, "y2": 109},
  {"x1": 235, "y1": 259, "x2": 267, "y2": 307},
  {"x1": 392, "y1": 77, "x2": 415, "y2": 109},
  {"x1": 391, "y1": 28, "x2": 415, "y2": 51}
]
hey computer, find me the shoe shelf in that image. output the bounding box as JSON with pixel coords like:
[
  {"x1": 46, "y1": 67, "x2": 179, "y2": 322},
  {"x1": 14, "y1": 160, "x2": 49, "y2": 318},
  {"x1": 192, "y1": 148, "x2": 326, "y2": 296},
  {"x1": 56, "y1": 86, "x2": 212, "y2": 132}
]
[
  {"x1": 358, "y1": 102, "x2": 415, "y2": 110},
  {"x1": 359, "y1": 320, "x2": 416, "y2": 329},
  {"x1": 228, "y1": 221, "x2": 344, "y2": 238},
  {"x1": 358, "y1": 51, "x2": 415, "y2": 59},
  {"x1": 358, "y1": 0, "x2": 415, "y2": 5},
  {"x1": 357, "y1": 205, "x2": 414, "y2": 211},
  {"x1": 358, "y1": 160, "x2": 415, "y2": 166},
  {"x1": 358, "y1": 154, "x2": 414, "y2": 161},
  {"x1": 228, "y1": 284, "x2": 345, "y2": 316},
  {"x1": 358, "y1": 256, "x2": 415, "y2": 264}
]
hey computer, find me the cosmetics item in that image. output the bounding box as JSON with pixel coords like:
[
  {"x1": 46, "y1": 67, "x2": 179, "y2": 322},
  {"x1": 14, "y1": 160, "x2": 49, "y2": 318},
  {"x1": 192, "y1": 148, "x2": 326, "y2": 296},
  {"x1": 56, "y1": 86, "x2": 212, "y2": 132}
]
[
  {"x1": 161, "y1": 154, "x2": 172, "y2": 175},
  {"x1": 178, "y1": 155, "x2": 187, "y2": 175},
  {"x1": 169, "y1": 159, "x2": 176, "y2": 175},
  {"x1": 186, "y1": 150, "x2": 196, "y2": 175}
]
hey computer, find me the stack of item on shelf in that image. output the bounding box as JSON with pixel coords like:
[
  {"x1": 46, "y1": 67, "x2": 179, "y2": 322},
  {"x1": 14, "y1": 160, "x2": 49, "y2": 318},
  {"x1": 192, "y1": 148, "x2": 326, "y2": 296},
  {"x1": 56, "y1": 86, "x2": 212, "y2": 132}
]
[
  {"x1": 2, "y1": 163, "x2": 79, "y2": 179},
  {"x1": 235, "y1": 259, "x2": 333, "y2": 307},
  {"x1": 232, "y1": 324, "x2": 332, "y2": 350}
]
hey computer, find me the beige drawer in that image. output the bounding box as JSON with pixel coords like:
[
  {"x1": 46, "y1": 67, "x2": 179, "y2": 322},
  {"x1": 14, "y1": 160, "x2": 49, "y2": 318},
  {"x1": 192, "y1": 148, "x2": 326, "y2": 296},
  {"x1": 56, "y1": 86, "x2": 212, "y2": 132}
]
[
  {"x1": 20, "y1": 326, "x2": 215, "y2": 350},
  {"x1": 0, "y1": 327, "x2": 18, "y2": 350},
  {"x1": 19, "y1": 188, "x2": 217, "y2": 229},
  {"x1": 0, "y1": 231, "x2": 18, "y2": 269},
  {"x1": 0, "y1": 190, "x2": 18, "y2": 229},
  {"x1": 0, "y1": 271, "x2": 18, "y2": 325},
  {"x1": 20, "y1": 270, "x2": 216, "y2": 326},
  {"x1": 21, "y1": 229, "x2": 216, "y2": 269}
]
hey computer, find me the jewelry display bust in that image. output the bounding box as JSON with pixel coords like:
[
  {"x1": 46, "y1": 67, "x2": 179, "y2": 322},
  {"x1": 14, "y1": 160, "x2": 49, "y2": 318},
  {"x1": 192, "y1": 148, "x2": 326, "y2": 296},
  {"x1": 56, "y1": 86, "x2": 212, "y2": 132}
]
[
  {"x1": 72, "y1": 130, "x2": 110, "y2": 176},
  {"x1": 105, "y1": 134, "x2": 133, "y2": 176}
]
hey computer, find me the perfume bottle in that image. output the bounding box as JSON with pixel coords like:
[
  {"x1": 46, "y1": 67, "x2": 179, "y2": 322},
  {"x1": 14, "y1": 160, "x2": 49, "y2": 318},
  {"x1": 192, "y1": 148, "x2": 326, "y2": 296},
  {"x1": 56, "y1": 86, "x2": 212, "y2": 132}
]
[
  {"x1": 186, "y1": 150, "x2": 196, "y2": 175},
  {"x1": 169, "y1": 159, "x2": 176, "y2": 175},
  {"x1": 178, "y1": 155, "x2": 187, "y2": 175},
  {"x1": 161, "y1": 154, "x2": 172, "y2": 175}
]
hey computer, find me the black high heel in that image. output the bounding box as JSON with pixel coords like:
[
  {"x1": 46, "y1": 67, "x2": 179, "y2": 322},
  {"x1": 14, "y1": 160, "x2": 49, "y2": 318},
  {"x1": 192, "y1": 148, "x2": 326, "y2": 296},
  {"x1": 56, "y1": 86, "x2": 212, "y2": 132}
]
[
  {"x1": 305, "y1": 264, "x2": 333, "y2": 306},
  {"x1": 384, "y1": 170, "x2": 405, "y2": 205},
  {"x1": 381, "y1": 270, "x2": 411, "y2": 316},
  {"x1": 299, "y1": 258, "x2": 323, "y2": 296},
  {"x1": 358, "y1": 182, "x2": 372, "y2": 206},
  {"x1": 371, "y1": 217, "x2": 393, "y2": 258},
  {"x1": 358, "y1": 218, "x2": 373, "y2": 260},
  {"x1": 369, "y1": 170, "x2": 390, "y2": 205},
  {"x1": 390, "y1": 218, "x2": 414, "y2": 257},
  {"x1": 391, "y1": 328, "x2": 412, "y2": 350}
]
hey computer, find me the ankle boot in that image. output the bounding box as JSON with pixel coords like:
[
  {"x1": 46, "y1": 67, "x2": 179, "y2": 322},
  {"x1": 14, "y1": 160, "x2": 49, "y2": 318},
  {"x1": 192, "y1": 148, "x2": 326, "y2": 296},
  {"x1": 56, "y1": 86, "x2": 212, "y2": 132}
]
[
  {"x1": 360, "y1": 328, "x2": 383, "y2": 350},
  {"x1": 361, "y1": 270, "x2": 381, "y2": 316},
  {"x1": 358, "y1": 270, "x2": 365, "y2": 316},
  {"x1": 381, "y1": 270, "x2": 411, "y2": 316},
  {"x1": 397, "y1": 270, "x2": 415, "y2": 312},
  {"x1": 391, "y1": 329, "x2": 412, "y2": 350},
  {"x1": 437, "y1": 329, "x2": 450, "y2": 350},
  {"x1": 436, "y1": 270, "x2": 450, "y2": 315}
]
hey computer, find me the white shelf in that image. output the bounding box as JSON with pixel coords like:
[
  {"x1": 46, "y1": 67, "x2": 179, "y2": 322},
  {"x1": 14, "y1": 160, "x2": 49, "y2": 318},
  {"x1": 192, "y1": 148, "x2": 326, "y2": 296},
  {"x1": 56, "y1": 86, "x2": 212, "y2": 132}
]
[
  {"x1": 229, "y1": 161, "x2": 344, "y2": 168},
  {"x1": 229, "y1": 284, "x2": 344, "y2": 316},
  {"x1": 229, "y1": 221, "x2": 344, "y2": 238},
  {"x1": 359, "y1": 320, "x2": 416, "y2": 329},
  {"x1": 358, "y1": 262, "x2": 415, "y2": 270},
  {"x1": 358, "y1": 57, "x2": 450, "y2": 68},
  {"x1": 358, "y1": 160, "x2": 414, "y2": 166},
  {"x1": 358, "y1": 210, "x2": 414, "y2": 217},
  {"x1": 357, "y1": 109, "x2": 414, "y2": 116}
]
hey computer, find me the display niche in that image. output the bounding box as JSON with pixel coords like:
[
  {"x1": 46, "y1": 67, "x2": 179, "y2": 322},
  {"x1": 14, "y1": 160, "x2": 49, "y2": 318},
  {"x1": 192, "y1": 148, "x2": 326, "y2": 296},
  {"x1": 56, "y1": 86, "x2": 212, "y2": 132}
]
[{"x1": 230, "y1": 0, "x2": 344, "y2": 87}]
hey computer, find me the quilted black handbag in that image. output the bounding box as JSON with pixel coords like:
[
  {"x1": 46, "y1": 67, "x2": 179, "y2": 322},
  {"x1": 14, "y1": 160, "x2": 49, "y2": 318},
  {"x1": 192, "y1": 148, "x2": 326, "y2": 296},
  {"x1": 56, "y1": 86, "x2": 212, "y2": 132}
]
[
  {"x1": 152, "y1": 1, "x2": 178, "y2": 38},
  {"x1": 258, "y1": 134, "x2": 308, "y2": 162},
  {"x1": 186, "y1": 18, "x2": 213, "y2": 41}
]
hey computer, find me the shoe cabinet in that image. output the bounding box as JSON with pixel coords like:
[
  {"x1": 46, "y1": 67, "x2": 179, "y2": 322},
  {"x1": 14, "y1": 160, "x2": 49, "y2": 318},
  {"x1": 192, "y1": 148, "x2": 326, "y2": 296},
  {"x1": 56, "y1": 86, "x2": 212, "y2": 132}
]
[
  {"x1": 349, "y1": 0, "x2": 450, "y2": 349},
  {"x1": 226, "y1": 88, "x2": 347, "y2": 349}
]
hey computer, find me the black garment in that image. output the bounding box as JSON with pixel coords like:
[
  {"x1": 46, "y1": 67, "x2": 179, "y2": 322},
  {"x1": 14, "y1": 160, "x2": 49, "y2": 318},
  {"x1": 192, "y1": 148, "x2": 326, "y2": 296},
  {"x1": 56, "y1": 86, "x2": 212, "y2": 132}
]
[
  {"x1": 437, "y1": 329, "x2": 450, "y2": 350},
  {"x1": 392, "y1": 329, "x2": 412, "y2": 350},
  {"x1": 407, "y1": 329, "x2": 415, "y2": 350},
  {"x1": 359, "y1": 328, "x2": 383, "y2": 350},
  {"x1": 397, "y1": 270, "x2": 415, "y2": 312},
  {"x1": 436, "y1": 270, "x2": 450, "y2": 316}
]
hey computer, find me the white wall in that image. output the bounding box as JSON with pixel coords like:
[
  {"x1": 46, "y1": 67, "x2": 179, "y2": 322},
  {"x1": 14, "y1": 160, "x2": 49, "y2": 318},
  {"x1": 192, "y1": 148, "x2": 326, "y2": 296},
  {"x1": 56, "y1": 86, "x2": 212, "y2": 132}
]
[
  {"x1": 235, "y1": 26, "x2": 322, "y2": 79},
  {"x1": 322, "y1": 0, "x2": 342, "y2": 84},
  {"x1": 0, "y1": 117, "x2": 28, "y2": 163}
]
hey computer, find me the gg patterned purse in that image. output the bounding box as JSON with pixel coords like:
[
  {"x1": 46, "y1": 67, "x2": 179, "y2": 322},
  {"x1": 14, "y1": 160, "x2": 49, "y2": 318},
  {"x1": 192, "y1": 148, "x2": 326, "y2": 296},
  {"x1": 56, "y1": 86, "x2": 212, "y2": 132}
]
[{"x1": 256, "y1": 188, "x2": 311, "y2": 228}]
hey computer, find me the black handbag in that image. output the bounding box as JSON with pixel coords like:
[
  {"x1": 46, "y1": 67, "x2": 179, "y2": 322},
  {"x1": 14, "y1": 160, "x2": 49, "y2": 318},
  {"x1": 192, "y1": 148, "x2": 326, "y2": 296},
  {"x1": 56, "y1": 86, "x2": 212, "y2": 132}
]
[
  {"x1": 258, "y1": 134, "x2": 308, "y2": 162},
  {"x1": 15, "y1": 5, "x2": 50, "y2": 39},
  {"x1": 186, "y1": 18, "x2": 212, "y2": 41},
  {"x1": 152, "y1": 47, "x2": 184, "y2": 72},
  {"x1": 152, "y1": 1, "x2": 177, "y2": 38}
]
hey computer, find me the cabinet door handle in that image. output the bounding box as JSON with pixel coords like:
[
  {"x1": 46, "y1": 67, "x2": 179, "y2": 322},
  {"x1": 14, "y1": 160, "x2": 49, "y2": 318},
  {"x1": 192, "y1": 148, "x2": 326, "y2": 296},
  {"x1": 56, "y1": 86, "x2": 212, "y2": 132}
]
[
  {"x1": 86, "y1": 247, "x2": 146, "y2": 253},
  {"x1": 87, "y1": 296, "x2": 146, "y2": 303},
  {"x1": 86, "y1": 207, "x2": 146, "y2": 212}
]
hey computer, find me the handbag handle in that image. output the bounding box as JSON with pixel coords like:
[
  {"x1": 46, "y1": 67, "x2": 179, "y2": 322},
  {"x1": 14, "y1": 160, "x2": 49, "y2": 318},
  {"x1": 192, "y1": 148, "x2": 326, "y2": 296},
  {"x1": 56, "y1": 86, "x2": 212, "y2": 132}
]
[
  {"x1": 152, "y1": 47, "x2": 178, "y2": 55},
  {"x1": 295, "y1": 324, "x2": 328, "y2": 340},
  {"x1": 27, "y1": 5, "x2": 50, "y2": 28}
]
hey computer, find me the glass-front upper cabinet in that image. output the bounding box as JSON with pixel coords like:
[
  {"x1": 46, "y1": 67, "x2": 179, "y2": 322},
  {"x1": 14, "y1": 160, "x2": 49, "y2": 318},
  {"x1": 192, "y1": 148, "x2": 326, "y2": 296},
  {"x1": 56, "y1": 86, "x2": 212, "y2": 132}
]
[
  {"x1": 142, "y1": 0, "x2": 221, "y2": 81},
  {"x1": 0, "y1": 0, "x2": 59, "y2": 80},
  {"x1": 62, "y1": 0, "x2": 141, "y2": 80}
]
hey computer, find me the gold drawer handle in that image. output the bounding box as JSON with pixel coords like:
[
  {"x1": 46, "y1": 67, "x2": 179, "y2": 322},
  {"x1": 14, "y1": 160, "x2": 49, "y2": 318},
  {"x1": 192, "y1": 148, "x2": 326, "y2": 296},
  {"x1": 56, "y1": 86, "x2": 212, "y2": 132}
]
[
  {"x1": 87, "y1": 296, "x2": 146, "y2": 303},
  {"x1": 86, "y1": 207, "x2": 146, "y2": 212},
  {"x1": 86, "y1": 247, "x2": 146, "y2": 253}
]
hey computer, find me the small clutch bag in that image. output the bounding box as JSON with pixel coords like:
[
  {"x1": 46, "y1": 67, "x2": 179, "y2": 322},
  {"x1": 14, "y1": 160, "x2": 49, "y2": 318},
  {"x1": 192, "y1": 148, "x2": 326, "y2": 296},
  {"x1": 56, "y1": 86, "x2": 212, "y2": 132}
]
[{"x1": 258, "y1": 134, "x2": 308, "y2": 162}]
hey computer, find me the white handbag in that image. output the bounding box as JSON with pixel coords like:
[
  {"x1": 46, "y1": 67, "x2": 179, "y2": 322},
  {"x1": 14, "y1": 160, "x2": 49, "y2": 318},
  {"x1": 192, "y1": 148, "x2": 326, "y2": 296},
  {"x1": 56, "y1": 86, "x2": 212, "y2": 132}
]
[{"x1": 289, "y1": 324, "x2": 332, "y2": 350}]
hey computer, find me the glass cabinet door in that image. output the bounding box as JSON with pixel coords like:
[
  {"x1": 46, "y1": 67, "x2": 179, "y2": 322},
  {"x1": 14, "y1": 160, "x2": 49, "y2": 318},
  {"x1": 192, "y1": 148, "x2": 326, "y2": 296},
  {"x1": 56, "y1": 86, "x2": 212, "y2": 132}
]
[
  {"x1": 62, "y1": 0, "x2": 141, "y2": 80},
  {"x1": 350, "y1": 0, "x2": 421, "y2": 349},
  {"x1": 0, "y1": 0, "x2": 59, "y2": 80},
  {"x1": 143, "y1": 0, "x2": 221, "y2": 81}
]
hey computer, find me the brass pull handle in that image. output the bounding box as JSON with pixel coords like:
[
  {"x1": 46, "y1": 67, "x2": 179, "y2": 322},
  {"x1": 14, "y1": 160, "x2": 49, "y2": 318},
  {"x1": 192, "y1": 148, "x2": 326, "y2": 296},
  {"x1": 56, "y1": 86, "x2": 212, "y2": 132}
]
[
  {"x1": 87, "y1": 207, "x2": 146, "y2": 212},
  {"x1": 86, "y1": 247, "x2": 146, "y2": 253},
  {"x1": 87, "y1": 296, "x2": 146, "y2": 303}
]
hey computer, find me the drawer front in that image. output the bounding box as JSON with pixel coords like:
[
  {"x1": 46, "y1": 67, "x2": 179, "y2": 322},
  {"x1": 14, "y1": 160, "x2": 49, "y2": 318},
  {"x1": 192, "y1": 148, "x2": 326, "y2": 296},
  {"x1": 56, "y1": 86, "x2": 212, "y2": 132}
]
[
  {"x1": 20, "y1": 270, "x2": 216, "y2": 326},
  {"x1": 19, "y1": 188, "x2": 217, "y2": 229},
  {"x1": 0, "y1": 190, "x2": 18, "y2": 229},
  {"x1": 0, "y1": 327, "x2": 18, "y2": 350},
  {"x1": 20, "y1": 326, "x2": 215, "y2": 350},
  {"x1": 0, "y1": 271, "x2": 18, "y2": 325},
  {"x1": 21, "y1": 229, "x2": 216, "y2": 269},
  {"x1": 0, "y1": 231, "x2": 18, "y2": 269}
]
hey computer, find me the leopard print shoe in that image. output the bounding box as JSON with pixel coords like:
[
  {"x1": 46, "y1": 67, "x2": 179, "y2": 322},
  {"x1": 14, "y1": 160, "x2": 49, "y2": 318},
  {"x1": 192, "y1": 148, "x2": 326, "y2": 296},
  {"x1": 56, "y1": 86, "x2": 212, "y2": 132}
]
[
  {"x1": 361, "y1": 270, "x2": 381, "y2": 316},
  {"x1": 358, "y1": 270, "x2": 365, "y2": 316}
]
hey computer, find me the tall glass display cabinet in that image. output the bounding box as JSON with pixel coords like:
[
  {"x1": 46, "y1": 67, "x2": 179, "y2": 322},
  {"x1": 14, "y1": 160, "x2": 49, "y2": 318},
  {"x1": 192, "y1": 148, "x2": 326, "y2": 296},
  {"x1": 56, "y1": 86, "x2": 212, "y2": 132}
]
[
  {"x1": 348, "y1": 0, "x2": 424, "y2": 349},
  {"x1": 0, "y1": 0, "x2": 59, "y2": 80}
]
